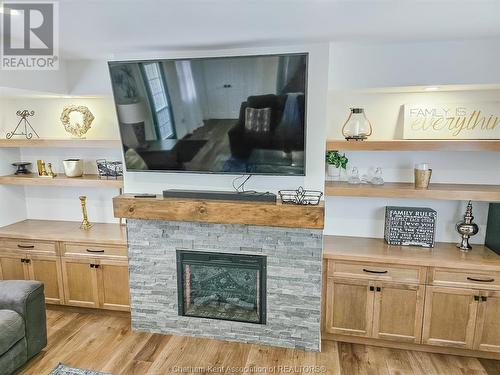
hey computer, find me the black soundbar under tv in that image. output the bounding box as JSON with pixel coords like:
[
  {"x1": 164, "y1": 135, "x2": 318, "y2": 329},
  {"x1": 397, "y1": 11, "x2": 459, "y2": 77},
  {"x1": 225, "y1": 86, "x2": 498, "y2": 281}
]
[{"x1": 162, "y1": 189, "x2": 277, "y2": 203}]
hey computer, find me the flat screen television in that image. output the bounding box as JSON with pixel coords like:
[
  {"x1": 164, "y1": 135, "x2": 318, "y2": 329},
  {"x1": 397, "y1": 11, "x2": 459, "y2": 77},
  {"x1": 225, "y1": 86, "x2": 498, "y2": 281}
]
[{"x1": 108, "y1": 53, "x2": 308, "y2": 175}]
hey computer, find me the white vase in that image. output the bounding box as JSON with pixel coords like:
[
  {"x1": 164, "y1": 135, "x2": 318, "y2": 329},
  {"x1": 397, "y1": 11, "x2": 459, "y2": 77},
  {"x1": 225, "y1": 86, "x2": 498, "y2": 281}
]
[
  {"x1": 327, "y1": 165, "x2": 341, "y2": 180},
  {"x1": 63, "y1": 159, "x2": 84, "y2": 177}
]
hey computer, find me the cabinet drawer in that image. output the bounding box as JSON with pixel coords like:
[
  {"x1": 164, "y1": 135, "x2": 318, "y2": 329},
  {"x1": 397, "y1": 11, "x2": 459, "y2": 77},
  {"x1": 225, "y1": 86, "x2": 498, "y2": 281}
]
[
  {"x1": 2, "y1": 238, "x2": 57, "y2": 255},
  {"x1": 62, "y1": 243, "x2": 127, "y2": 259},
  {"x1": 429, "y1": 268, "x2": 500, "y2": 290},
  {"x1": 328, "y1": 260, "x2": 426, "y2": 284}
]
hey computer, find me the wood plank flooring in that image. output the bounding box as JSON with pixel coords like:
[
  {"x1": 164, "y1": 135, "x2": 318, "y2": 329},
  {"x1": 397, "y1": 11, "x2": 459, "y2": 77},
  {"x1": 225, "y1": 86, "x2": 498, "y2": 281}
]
[{"x1": 17, "y1": 307, "x2": 500, "y2": 375}]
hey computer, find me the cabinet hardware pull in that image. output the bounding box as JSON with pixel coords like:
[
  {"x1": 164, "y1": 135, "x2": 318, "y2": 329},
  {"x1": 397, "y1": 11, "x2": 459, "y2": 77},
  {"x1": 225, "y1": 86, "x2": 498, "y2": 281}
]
[
  {"x1": 376, "y1": 287, "x2": 381, "y2": 292},
  {"x1": 86, "y1": 249, "x2": 105, "y2": 253},
  {"x1": 94, "y1": 264, "x2": 100, "y2": 269},
  {"x1": 17, "y1": 244, "x2": 34, "y2": 249},
  {"x1": 481, "y1": 296, "x2": 488, "y2": 302},
  {"x1": 369, "y1": 286, "x2": 374, "y2": 291},
  {"x1": 467, "y1": 277, "x2": 495, "y2": 283},
  {"x1": 20, "y1": 259, "x2": 25, "y2": 263},
  {"x1": 25, "y1": 259, "x2": 30, "y2": 264},
  {"x1": 363, "y1": 269, "x2": 388, "y2": 274},
  {"x1": 89, "y1": 264, "x2": 94, "y2": 268},
  {"x1": 474, "y1": 295, "x2": 480, "y2": 301}
]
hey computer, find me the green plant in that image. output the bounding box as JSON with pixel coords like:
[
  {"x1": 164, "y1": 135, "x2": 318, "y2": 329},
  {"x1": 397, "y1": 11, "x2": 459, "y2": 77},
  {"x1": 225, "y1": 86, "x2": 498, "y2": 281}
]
[{"x1": 325, "y1": 151, "x2": 348, "y2": 169}]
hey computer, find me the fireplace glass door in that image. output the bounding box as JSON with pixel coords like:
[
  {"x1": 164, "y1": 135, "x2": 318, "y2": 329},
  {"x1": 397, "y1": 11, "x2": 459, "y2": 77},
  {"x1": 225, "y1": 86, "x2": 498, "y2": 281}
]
[{"x1": 177, "y1": 251, "x2": 266, "y2": 324}]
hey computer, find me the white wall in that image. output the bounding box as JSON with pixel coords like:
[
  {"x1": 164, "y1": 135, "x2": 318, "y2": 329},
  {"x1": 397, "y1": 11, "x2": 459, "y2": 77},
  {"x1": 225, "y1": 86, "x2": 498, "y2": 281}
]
[
  {"x1": 117, "y1": 44, "x2": 329, "y2": 195},
  {"x1": 0, "y1": 148, "x2": 27, "y2": 227},
  {"x1": 330, "y1": 39, "x2": 500, "y2": 90}
]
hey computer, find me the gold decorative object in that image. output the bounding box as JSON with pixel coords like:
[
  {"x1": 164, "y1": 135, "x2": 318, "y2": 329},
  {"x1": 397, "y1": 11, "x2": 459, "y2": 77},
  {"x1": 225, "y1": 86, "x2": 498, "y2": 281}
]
[
  {"x1": 37, "y1": 160, "x2": 48, "y2": 176},
  {"x1": 79, "y1": 196, "x2": 93, "y2": 230},
  {"x1": 47, "y1": 163, "x2": 57, "y2": 178},
  {"x1": 60, "y1": 105, "x2": 95, "y2": 138},
  {"x1": 414, "y1": 163, "x2": 432, "y2": 189},
  {"x1": 6, "y1": 110, "x2": 39, "y2": 139}
]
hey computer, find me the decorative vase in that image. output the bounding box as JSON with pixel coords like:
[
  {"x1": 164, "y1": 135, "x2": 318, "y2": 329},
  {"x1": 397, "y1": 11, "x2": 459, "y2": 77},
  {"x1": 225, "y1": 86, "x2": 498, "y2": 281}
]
[
  {"x1": 63, "y1": 159, "x2": 84, "y2": 177},
  {"x1": 327, "y1": 165, "x2": 341, "y2": 180},
  {"x1": 456, "y1": 201, "x2": 479, "y2": 252}
]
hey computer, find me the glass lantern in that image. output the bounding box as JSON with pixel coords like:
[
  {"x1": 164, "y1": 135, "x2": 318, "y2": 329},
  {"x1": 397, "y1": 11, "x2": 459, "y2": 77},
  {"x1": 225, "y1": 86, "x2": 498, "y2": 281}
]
[{"x1": 341, "y1": 108, "x2": 373, "y2": 141}]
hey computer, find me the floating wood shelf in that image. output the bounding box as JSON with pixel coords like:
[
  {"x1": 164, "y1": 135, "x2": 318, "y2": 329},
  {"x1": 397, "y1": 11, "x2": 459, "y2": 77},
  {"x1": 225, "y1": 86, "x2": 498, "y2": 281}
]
[
  {"x1": 325, "y1": 181, "x2": 500, "y2": 202},
  {"x1": 113, "y1": 194, "x2": 325, "y2": 229},
  {"x1": 0, "y1": 139, "x2": 121, "y2": 148},
  {"x1": 0, "y1": 174, "x2": 123, "y2": 188},
  {"x1": 323, "y1": 235, "x2": 500, "y2": 272},
  {"x1": 326, "y1": 139, "x2": 500, "y2": 152},
  {"x1": 0, "y1": 219, "x2": 126, "y2": 245}
]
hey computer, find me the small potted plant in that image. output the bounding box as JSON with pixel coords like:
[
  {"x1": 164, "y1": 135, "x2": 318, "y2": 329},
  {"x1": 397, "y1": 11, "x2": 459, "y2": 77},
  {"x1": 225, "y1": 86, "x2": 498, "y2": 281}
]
[{"x1": 326, "y1": 151, "x2": 348, "y2": 180}]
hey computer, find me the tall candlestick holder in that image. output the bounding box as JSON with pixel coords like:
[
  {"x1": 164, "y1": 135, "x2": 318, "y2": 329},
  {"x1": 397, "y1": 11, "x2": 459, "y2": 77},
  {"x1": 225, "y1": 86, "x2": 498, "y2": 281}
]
[{"x1": 79, "y1": 196, "x2": 93, "y2": 230}]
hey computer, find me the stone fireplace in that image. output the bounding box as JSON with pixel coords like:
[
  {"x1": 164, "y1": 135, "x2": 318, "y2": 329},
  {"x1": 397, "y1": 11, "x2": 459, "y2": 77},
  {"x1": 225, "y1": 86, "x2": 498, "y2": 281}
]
[
  {"x1": 176, "y1": 250, "x2": 267, "y2": 324},
  {"x1": 126, "y1": 219, "x2": 323, "y2": 351}
]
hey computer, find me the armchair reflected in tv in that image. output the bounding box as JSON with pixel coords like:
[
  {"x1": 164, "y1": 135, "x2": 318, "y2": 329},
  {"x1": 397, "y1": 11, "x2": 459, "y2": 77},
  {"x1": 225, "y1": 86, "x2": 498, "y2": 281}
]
[{"x1": 108, "y1": 53, "x2": 307, "y2": 175}]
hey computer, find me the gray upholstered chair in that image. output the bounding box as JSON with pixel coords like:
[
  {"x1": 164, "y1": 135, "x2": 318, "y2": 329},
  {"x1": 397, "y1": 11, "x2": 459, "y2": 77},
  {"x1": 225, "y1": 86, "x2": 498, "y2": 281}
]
[{"x1": 0, "y1": 280, "x2": 47, "y2": 375}]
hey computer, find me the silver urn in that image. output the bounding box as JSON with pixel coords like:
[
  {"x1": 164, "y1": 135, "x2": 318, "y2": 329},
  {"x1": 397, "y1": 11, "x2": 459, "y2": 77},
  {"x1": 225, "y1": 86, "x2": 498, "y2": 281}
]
[{"x1": 456, "y1": 201, "x2": 479, "y2": 252}]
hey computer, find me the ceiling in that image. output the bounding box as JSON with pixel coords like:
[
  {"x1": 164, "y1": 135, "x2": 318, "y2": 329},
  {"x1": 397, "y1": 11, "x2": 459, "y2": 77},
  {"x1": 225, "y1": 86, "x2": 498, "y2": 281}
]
[{"x1": 53, "y1": 0, "x2": 500, "y2": 59}]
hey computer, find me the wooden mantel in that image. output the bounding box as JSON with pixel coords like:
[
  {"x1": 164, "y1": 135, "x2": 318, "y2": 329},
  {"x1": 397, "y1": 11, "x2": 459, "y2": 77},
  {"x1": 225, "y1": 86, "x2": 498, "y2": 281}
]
[{"x1": 113, "y1": 194, "x2": 325, "y2": 229}]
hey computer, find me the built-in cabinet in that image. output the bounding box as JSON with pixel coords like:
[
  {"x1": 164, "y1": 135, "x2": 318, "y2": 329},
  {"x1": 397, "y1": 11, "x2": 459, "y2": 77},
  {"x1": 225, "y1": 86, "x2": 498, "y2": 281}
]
[
  {"x1": 0, "y1": 223, "x2": 129, "y2": 312},
  {"x1": 324, "y1": 251, "x2": 500, "y2": 358},
  {"x1": 325, "y1": 261, "x2": 425, "y2": 344}
]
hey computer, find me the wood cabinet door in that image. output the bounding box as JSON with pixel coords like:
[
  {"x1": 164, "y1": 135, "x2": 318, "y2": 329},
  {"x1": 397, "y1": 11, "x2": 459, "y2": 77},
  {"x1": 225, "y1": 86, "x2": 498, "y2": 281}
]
[
  {"x1": 27, "y1": 254, "x2": 65, "y2": 305},
  {"x1": 422, "y1": 286, "x2": 479, "y2": 349},
  {"x1": 61, "y1": 257, "x2": 99, "y2": 308},
  {"x1": 0, "y1": 253, "x2": 29, "y2": 280},
  {"x1": 473, "y1": 290, "x2": 500, "y2": 353},
  {"x1": 371, "y1": 282, "x2": 425, "y2": 343},
  {"x1": 96, "y1": 259, "x2": 130, "y2": 311},
  {"x1": 325, "y1": 277, "x2": 375, "y2": 337}
]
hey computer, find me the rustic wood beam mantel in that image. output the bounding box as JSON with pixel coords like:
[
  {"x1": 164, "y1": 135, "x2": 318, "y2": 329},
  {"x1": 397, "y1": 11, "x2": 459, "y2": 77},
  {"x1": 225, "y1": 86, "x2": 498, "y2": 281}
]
[{"x1": 113, "y1": 194, "x2": 325, "y2": 229}]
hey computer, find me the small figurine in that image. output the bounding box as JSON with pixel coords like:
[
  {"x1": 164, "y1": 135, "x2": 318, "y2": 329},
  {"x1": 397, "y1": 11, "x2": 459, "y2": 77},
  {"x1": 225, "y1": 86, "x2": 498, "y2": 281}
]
[
  {"x1": 47, "y1": 163, "x2": 57, "y2": 178},
  {"x1": 456, "y1": 201, "x2": 479, "y2": 251}
]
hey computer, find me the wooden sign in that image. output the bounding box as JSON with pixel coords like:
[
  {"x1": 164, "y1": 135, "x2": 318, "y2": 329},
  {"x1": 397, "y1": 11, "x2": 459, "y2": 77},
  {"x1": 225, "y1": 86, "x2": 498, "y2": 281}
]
[
  {"x1": 384, "y1": 206, "x2": 437, "y2": 248},
  {"x1": 404, "y1": 102, "x2": 500, "y2": 139}
]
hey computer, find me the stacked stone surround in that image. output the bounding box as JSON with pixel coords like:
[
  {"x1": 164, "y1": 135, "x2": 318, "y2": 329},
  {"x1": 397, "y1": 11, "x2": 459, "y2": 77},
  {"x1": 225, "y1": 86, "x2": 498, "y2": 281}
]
[{"x1": 126, "y1": 219, "x2": 323, "y2": 351}]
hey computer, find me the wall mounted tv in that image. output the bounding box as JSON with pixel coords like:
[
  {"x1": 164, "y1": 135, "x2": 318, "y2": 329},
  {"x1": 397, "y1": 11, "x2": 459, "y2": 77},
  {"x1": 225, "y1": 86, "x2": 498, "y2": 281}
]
[{"x1": 108, "y1": 53, "x2": 308, "y2": 175}]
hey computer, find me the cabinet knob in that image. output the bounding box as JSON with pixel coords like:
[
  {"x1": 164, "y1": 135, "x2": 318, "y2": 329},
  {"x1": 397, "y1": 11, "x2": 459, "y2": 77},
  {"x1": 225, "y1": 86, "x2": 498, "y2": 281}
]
[
  {"x1": 481, "y1": 296, "x2": 488, "y2": 302},
  {"x1": 474, "y1": 295, "x2": 480, "y2": 301},
  {"x1": 369, "y1": 286, "x2": 375, "y2": 291},
  {"x1": 376, "y1": 287, "x2": 381, "y2": 292}
]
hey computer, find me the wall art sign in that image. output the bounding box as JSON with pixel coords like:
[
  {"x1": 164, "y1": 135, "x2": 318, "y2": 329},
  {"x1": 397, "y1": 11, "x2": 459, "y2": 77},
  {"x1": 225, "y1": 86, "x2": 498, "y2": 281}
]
[
  {"x1": 384, "y1": 206, "x2": 437, "y2": 248},
  {"x1": 403, "y1": 102, "x2": 500, "y2": 139}
]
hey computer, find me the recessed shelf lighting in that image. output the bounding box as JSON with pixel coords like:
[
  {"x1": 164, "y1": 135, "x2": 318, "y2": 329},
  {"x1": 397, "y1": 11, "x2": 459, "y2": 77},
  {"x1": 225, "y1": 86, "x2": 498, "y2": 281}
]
[{"x1": 424, "y1": 86, "x2": 440, "y2": 91}]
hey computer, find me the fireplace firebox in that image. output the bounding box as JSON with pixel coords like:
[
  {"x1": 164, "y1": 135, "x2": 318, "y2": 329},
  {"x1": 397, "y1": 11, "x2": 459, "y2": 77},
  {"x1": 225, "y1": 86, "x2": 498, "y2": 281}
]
[{"x1": 176, "y1": 250, "x2": 266, "y2": 324}]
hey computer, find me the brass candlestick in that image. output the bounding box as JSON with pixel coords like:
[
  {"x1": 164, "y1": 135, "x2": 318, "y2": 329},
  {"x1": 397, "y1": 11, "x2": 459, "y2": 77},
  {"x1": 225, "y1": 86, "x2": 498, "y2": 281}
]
[{"x1": 79, "y1": 196, "x2": 93, "y2": 230}]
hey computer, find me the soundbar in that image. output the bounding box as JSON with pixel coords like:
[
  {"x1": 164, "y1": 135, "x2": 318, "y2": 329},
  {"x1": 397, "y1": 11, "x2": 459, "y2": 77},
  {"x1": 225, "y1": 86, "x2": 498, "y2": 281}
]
[{"x1": 162, "y1": 189, "x2": 277, "y2": 203}]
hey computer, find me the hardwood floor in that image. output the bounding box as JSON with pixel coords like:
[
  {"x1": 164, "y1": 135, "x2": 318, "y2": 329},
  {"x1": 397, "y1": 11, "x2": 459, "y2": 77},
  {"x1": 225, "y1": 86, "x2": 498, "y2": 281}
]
[{"x1": 17, "y1": 307, "x2": 500, "y2": 375}]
